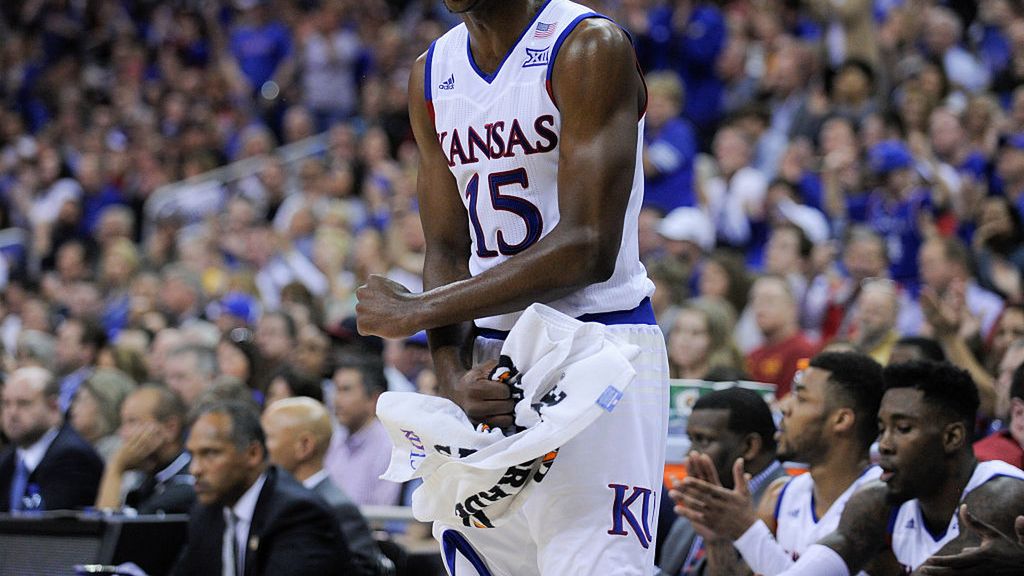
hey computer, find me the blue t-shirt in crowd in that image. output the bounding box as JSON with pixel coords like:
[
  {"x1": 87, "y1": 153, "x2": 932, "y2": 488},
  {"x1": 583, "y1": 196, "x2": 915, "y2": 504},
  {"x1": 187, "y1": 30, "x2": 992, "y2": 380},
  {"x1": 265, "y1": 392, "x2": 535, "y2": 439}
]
[
  {"x1": 639, "y1": 4, "x2": 727, "y2": 133},
  {"x1": 643, "y1": 117, "x2": 698, "y2": 213},
  {"x1": 848, "y1": 189, "x2": 933, "y2": 285},
  {"x1": 229, "y1": 21, "x2": 292, "y2": 90}
]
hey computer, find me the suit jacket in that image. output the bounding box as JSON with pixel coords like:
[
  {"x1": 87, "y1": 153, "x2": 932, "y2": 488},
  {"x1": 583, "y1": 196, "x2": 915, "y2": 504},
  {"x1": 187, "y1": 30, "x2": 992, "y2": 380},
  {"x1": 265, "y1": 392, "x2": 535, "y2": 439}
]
[
  {"x1": 126, "y1": 451, "x2": 196, "y2": 515},
  {"x1": 657, "y1": 461, "x2": 788, "y2": 576},
  {"x1": 313, "y1": 475, "x2": 386, "y2": 576},
  {"x1": 0, "y1": 425, "x2": 103, "y2": 512},
  {"x1": 172, "y1": 466, "x2": 354, "y2": 576}
]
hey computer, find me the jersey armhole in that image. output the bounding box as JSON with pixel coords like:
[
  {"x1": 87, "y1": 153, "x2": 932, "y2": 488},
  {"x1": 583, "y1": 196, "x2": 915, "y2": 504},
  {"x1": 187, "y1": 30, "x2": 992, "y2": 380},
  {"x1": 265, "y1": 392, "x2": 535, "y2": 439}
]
[
  {"x1": 424, "y1": 40, "x2": 438, "y2": 124},
  {"x1": 544, "y1": 13, "x2": 607, "y2": 110}
]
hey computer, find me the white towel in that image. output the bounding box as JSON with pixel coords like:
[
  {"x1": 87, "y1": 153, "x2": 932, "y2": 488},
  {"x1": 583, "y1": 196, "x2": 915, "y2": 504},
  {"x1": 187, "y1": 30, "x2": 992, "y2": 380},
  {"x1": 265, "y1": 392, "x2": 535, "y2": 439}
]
[{"x1": 377, "y1": 303, "x2": 640, "y2": 528}]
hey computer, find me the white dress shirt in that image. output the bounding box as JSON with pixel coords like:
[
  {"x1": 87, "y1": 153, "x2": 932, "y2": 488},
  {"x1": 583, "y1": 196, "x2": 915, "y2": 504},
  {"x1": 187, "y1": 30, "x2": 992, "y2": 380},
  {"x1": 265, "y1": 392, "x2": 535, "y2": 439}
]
[{"x1": 224, "y1": 471, "x2": 268, "y2": 576}]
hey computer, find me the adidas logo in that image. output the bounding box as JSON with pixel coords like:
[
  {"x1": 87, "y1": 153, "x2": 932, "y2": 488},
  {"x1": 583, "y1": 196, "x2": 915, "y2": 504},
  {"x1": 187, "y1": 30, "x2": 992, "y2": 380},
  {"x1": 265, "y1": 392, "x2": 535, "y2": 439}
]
[
  {"x1": 439, "y1": 74, "x2": 455, "y2": 90},
  {"x1": 905, "y1": 519, "x2": 915, "y2": 530},
  {"x1": 788, "y1": 509, "x2": 800, "y2": 518}
]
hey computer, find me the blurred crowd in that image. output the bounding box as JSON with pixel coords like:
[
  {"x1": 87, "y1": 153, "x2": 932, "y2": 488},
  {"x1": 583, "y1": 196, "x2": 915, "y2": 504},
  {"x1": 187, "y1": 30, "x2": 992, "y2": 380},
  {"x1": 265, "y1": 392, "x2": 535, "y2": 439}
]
[{"x1": 0, "y1": 0, "x2": 1023, "y2": 557}]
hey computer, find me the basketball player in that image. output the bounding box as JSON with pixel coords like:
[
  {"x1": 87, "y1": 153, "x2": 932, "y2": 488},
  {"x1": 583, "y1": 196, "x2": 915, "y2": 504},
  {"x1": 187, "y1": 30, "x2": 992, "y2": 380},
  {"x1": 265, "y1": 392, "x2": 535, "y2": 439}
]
[
  {"x1": 773, "y1": 361, "x2": 1024, "y2": 575},
  {"x1": 674, "y1": 352, "x2": 889, "y2": 575},
  {"x1": 355, "y1": 0, "x2": 668, "y2": 574}
]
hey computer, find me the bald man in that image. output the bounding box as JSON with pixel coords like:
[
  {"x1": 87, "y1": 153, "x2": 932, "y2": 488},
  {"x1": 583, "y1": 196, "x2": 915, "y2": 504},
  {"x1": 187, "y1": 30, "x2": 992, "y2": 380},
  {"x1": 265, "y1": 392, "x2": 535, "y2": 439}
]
[
  {"x1": 1, "y1": 366, "x2": 103, "y2": 511},
  {"x1": 262, "y1": 398, "x2": 386, "y2": 576}
]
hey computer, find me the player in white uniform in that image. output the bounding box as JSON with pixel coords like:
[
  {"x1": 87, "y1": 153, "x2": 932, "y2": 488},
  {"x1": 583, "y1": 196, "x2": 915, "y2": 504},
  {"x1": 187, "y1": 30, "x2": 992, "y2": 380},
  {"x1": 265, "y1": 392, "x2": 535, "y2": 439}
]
[
  {"x1": 673, "y1": 352, "x2": 887, "y2": 575},
  {"x1": 772, "y1": 360, "x2": 1024, "y2": 576},
  {"x1": 355, "y1": 0, "x2": 668, "y2": 574}
]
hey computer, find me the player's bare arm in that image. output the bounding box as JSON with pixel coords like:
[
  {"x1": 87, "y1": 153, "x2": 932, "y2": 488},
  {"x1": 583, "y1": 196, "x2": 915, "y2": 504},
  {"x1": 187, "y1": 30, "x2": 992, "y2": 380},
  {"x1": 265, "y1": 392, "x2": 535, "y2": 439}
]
[
  {"x1": 812, "y1": 482, "x2": 896, "y2": 574},
  {"x1": 915, "y1": 476, "x2": 1024, "y2": 576},
  {"x1": 355, "y1": 18, "x2": 644, "y2": 340}
]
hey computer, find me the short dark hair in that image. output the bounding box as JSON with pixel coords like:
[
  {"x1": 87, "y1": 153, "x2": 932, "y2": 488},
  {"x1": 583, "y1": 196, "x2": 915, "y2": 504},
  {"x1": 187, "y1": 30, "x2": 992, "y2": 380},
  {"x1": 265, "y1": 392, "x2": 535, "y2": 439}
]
[
  {"x1": 272, "y1": 366, "x2": 323, "y2": 403},
  {"x1": 334, "y1": 355, "x2": 388, "y2": 397},
  {"x1": 192, "y1": 399, "x2": 266, "y2": 456},
  {"x1": 142, "y1": 384, "x2": 187, "y2": 426},
  {"x1": 810, "y1": 351, "x2": 884, "y2": 448},
  {"x1": 893, "y1": 336, "x2": 946, "y2": 362},
  {"x1": 262, "y1": 311, "x2": 297, "y2": 341},
  {"x1": 1010, "y1": 363, "x2": 1024, "y2": 402},
  {"x1": 692, "y1": 387, "x2": 777, "y2": 452},
  {"x1": 882, "y1": 360, "x2": 979, "y2": 428}
]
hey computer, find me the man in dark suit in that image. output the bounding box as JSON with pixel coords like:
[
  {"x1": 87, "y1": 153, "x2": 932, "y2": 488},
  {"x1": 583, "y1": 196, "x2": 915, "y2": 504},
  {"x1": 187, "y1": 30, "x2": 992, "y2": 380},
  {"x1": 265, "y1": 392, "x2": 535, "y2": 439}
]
[
  {"x1": 657, "y1": 387, "x2": 786, "y2": 575},
  {"x1": 262, "y1": 397, "x2": 387, "y2": 576},
  {"x1": 95, "y1": 385, "x2": 195, "y2": 514},
  {"x1": 173, "y1": 400, "x2": 353, "y2": 576},
  {"x1": 0, "y1": 366, "x2": 103, "y2": 511}
]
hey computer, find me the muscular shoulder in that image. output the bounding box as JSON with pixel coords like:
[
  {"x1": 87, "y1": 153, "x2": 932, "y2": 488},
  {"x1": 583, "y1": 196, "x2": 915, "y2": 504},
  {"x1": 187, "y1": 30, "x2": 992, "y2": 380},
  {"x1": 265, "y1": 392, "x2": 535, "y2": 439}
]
[
  {"x1": 836, "y1": 481, "x2": 892, "y2": 537},
  {"x1": 551, "y1": 18, "x2": 641, "y2": 112},
  {"x1": 963, "y1": 475, "x2": 1024, "y2": 534}
]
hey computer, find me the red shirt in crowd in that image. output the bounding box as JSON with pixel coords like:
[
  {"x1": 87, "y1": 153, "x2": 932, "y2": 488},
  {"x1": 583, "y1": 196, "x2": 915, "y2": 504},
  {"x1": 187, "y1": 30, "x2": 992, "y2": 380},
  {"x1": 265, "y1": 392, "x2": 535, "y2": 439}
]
[
  {"x1": 974, "y1": 430, "x2": 1024, "y2": 470},
  {"x1": 746, "y1": 332, "x2": 818, "y2": 398}
]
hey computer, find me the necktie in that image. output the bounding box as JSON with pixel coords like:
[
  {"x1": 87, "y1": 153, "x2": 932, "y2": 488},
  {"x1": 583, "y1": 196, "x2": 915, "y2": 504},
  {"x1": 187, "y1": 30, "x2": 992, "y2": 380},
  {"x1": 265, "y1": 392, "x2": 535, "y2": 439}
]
[
  {"x1": 9, "y1": 456, "x2": 28, "y2": 512},
  {"x1": 223, "y1": 510, "x2": 239, "y2": 576}
]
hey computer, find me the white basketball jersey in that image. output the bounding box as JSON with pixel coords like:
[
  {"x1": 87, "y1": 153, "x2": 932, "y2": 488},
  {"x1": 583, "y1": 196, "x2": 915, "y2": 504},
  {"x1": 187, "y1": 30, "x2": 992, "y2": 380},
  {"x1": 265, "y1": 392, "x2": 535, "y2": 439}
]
[
  {"x1": 424, "y1": 0, "x2": 653, "y2": 332},
  {"x1": 775, "y1": 466, "x2": 882, "y2": 561},
  {"x1": 889, "y1": 459, "x2": 1024, "y2": 572}
]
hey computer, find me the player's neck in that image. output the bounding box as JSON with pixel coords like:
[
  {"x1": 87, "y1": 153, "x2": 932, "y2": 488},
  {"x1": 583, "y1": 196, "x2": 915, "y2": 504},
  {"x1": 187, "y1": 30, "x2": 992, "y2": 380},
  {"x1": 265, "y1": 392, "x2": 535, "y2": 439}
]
[
  {"x1": 918, "y1": 456, "x2": 977, "y2": 535},
  {"x1": 808, "y1": 444, "x2": 870, "y2": 515},
  {"x1": 463, "y1": 0, "x2": 545, "y2": 75}
]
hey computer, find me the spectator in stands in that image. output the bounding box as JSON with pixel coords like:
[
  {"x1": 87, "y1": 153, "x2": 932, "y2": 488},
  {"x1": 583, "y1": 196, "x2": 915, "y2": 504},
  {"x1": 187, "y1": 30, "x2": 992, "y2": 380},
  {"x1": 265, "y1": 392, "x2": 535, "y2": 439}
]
[
  {"x1": 914, "y1": 236, "x2": 1004, "y2": 339},
  {"x1": 972, "y1": 196, "x2": 1024, "y2": 304},
  {"x1": 988, "y1": 304, "x2": 1024, "y2": 374},
  {"x1": 975, "y1": 363, "x2": 1024, "y2": 469},
  {"x1": 325, "y1": 358, "x2": 400, "y2": 506},
  {"x1": 657, "y1": 207, "x2": 714, "y2": 275},
  {"x1": 69, "y1": 368, "x2": 136, "y2": 461},
  {"x1": 146, "y1": 328, "x2": 185, "y2": 386},
  {"x1": 658, "y1": 387, "x2": 785, "y2": 575},
  {"x1": 159, "y1": 265, "x2": 204, "y2": 328},
  {"x1": 0, "y1": 366, "x2": 103, "y2": 512},
  {"x1": 174, "y1": 400, "x2": 352, "y2": 575},
  {"x1": 54, "y1": 316, "x2": 105, "y2": 413},
  {"x1": 95, "y1": 385, "x2": 194, "y2": 515},
  {"x1": 745, "y1": 275, "x2": 818, "y2": 396},
  {"x1": 217, "y1": 327, "x2": 261, "y2": 394},
  {"x1": 888, "y1": 336, "x2": 947, "y2": 365},
  {"x1": 849, "y1": 140, "x2": 944, "y2": 286},
  {"x1": 642, "y1": 72, "x2": 697, "y2": 214},
  {"x1": 673, "y1": 352, "x2": 885, "y2": 575},
  {"x1": 851, "y1": 279, "x2": 902, "y2": 365},
  {"x1": 265, "y1": 366, "x2": 324, "y2": 407},
  {"x1": 703, "y1": 125, "x2": 768, "y2": 250},
  {"x1": 667, "y1": 299, "x2": 745, "y2": 380},
  {"x1": 255, "y1": 310, "x2": 296, "y2": 386},
  {"x1": 164, "y1": 344, "x2": 219, "y2": 409},
  {"x1": 262, "y1": 397, "x2": 385, "y2": 576},
  {"x1": 634, "y1": 0, "x2": 727, "y2": 139},
  {"x1": 698, "y1": 249, "x2": 753, "y2": 329}
]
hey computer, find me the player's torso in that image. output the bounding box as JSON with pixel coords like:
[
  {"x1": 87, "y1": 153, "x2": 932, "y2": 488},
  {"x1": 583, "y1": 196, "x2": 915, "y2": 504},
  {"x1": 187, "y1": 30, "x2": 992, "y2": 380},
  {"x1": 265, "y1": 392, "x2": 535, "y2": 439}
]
[
  {"x1": 890, "y1": 460, "x2": 1024, "y2": 571},
  {"x1": 776, "y1": 466, "x2": 882, "y2": 559},
  {"x1": 425, "y1": 0, "x2": 651, "y2": 331}
]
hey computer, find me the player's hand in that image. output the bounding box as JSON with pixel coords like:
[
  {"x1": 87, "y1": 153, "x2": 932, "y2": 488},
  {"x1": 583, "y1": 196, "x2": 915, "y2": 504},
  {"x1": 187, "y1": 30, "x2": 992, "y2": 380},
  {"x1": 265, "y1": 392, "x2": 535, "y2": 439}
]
[
  {"x1": 355, "y1": 275, "x2": 422, "y2": 339},
  {"x1": 917, "y1": 507, "x2": 1024, "y2": 575},
  {"x1": 673, "y1": 457, "x2": 758, "y2": 542},
  {"x1": 449, "y1": 359, "x2": 516, "y2": 430}
]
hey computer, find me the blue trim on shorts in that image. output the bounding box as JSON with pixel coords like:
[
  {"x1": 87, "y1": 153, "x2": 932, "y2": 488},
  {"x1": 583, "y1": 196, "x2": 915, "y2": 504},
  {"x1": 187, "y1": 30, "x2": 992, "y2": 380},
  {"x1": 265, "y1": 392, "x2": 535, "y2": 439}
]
[
  {"x1": 476, "y1": 297, "x2": 656, "y2": 341},
  {"x1": 441, "y1": 529, "x2": 493, "y2": 576}
]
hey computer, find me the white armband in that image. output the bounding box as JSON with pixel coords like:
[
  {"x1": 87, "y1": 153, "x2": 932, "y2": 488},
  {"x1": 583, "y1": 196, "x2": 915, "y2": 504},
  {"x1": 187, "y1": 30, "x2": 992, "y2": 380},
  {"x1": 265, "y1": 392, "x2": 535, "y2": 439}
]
[
  {"x1": 777, "y1": 544, "x2": 850, "y2": 576},
  {"x1": 733, "y1": 520, "x2": 796, "y2": 576}
]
